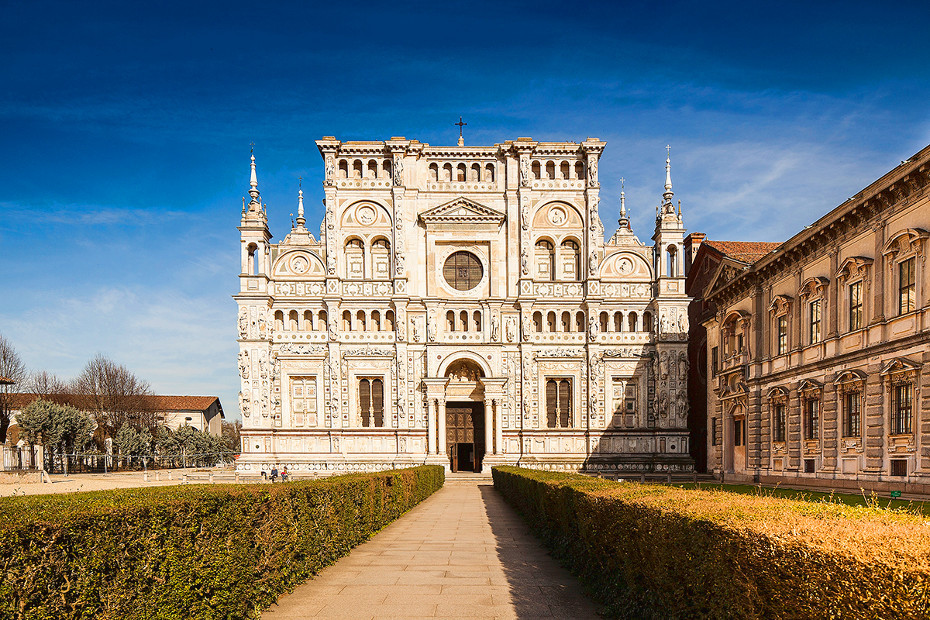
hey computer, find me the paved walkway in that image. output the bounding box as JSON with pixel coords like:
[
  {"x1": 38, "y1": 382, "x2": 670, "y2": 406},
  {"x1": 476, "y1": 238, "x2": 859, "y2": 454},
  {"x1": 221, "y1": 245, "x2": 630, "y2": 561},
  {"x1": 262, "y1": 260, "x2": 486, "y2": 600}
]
[{"x1": 262, "y1": 478, "x2": 600, "y2": 619}]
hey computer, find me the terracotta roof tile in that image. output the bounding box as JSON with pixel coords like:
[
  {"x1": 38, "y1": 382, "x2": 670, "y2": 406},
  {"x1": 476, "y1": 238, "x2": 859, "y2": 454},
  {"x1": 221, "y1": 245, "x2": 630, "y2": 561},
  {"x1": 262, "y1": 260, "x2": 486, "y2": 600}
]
[
  {"x1": 4, "y1": 393, "x2": 220, "y2": 413},
  {"x1": 0, "y1": 376, "x2": 14, "y2": 385},
  {"x1": 703, "y1": 240, "x2": 782, "y2": 264}
]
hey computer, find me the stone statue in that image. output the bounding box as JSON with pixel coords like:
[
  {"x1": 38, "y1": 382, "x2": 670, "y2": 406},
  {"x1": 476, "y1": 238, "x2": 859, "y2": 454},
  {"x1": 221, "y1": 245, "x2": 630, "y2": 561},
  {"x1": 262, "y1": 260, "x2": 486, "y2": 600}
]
[
  {"x1": 505, "y1": 316, "x2": 516, "y2": 342},
  {"x1": 520, "y1": 157, "x2": 529, "y2": 186},
  {"x1": 491, "y1": 313, "x2": 499, "y2": 341},
  {"x1": 238, "y1": 350, "x2": 250, "y2": 379},
  {"x1": 521, "y1": 203, "x2": 529, "y2": 230},
  {"x1": 588, "y1": 314, "x2": 598, "y2": 341},
  {"x1": 589, "y1": 252, "x2": 598, "y2": 275},
  {"x1": 258, "y1": 311, "x2": 267, "y2": 336},
  {"x1": 660, "y1": 351, "x2": 669, "y2": 380},
  {"x1": 328, "y1": 315, "x2": 337, "y2": 341},
  {"x1": 238, "y1": 308, "x2": 248, "y2": 338},
  {"x1": 521, "y1": 248, "x2": 529, "y2": 275},
  {"x1": 427, "y1": 312, "x2": 437, "y2": 342},
  {"x1": 679, "y1": 352, "x2": 689, "y2": 381},
  {"x1": 325, "y1": 155, "x2": 335, "y2": 181},
  {"x1": 396, "y1": 310, "x2": 406, "y2": 341},
  {"x1": 676, "y1": 390, "x2": 688, "y2": 419},
  {"x1": 660, "y1": 312, "x2": 669, "y2": 334},
  {"x1": 412, "y1": 316, "x2": 421, "y2": 343},
  {"x1": 589, "y1": 157, "x2": 598, "y2": 185},
  {"x1": 659, "y1": 391, "x2": 669, "y2": 418},
  {"x1": 393, "y1": 155, "x2": 404, "y2": 186}
]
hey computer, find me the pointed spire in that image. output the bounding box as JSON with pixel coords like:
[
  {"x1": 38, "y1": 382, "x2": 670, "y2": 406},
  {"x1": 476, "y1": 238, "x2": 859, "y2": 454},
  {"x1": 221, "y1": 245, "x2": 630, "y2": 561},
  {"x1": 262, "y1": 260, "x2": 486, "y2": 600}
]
[
  {"x1": 617, "y1": 177, "x2": 631, "y2": 231},
  {"x1": 296, "y1": 177, "x2": 306, "y2": 228},
  {"x1": 663, "y1": 145, "x2": 674, "y2": 210},
  {"x1": 247, "y1": 144, "x2": 262, "y2": 211}
]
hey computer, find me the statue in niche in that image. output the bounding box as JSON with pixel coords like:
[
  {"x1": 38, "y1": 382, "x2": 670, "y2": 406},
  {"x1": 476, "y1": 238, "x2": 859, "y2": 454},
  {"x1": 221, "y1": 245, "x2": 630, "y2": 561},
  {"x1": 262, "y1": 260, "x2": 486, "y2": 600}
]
[
  {"x1": 505, "y1": 316, "x2": 516, "y2": 343},
  {"x1": 521, "y1": 202, "x2": 529, "y2": 230},
  {"x1": 678, "y1": 352, "x2": 688, "y2": 381},
  {"x1": 660, "y1": 311, "x2": 669, "y2": 334},
  {"x1": 491, "y1": 313, "x2": 499, "y2": 341},
  {"x1": 238, "y1": 350, "x2": 250, "y2": 379},
  {"x1": 520, "y1": 157, "x2": 530, "y2": 186},
  {"x1": 678, "y1": 311, "x2": 688, "y2": 333},
  {"x1": 589, "y1": 157, "x2": 598, "y2": 185},
  {"x1": 588, "y1": 314, "x2": 598, "y2": 341},
  {"x1": 588, "y1": 252, "x2": 598, "y2": 275},
  {"x1": 427, "y1": 312, "x2": 437, "y2": 342},
  {"x1": 238, "y1": 308, "x2": 248, "y2": 338},
  {"x1": 396, "y1": 311, "x2": 406, "y2": 341},
  {"x1": 393, "y1": 155, "x2": 404, "y2": 185},
  {"x1": 325, "y1": 156, "x2": 335, "y2": 181},
  {"x1": 676, "y1": 390, "x2": 688, "y2": 419},
  {"x1": 521, "y1": 248, "x2": 528, "y2": 275},
  {"x1": 659, "y1": 351, "x2": 669, "y2": 380},
  {"x1": 411, "y1": 316, "x2": 421, "y2": 343},
  {"x1": 658, "y1": 391, "x2": 669, "y2": 418}
]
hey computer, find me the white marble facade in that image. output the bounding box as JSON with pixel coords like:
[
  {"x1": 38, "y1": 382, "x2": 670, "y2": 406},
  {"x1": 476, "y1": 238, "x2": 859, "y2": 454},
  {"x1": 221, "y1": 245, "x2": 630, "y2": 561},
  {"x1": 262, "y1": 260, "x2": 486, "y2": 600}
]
[{"x1": 235, "y1": 136, "x2": 692, "y2": 474}]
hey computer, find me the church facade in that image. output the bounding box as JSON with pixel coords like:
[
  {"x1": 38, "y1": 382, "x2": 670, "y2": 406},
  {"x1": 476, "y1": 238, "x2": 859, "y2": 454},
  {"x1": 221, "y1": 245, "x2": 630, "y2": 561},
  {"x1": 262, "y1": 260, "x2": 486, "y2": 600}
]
[{"x1": 234, "y1": 136, "x2": 693, "y2": 474}]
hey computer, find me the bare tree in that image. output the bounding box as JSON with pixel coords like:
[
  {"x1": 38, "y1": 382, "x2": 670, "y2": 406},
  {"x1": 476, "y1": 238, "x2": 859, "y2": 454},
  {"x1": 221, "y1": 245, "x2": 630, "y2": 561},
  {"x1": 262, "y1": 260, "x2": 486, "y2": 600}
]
[
  {"x1": 0, "y1": 334, "x2": 28, "y2": 444},
  {"x1": 27, "y1": 370, "x2": 70, "y2": 402},
  {"x1": 73, "y1": 354, "x2": 155, "y2": 443}
]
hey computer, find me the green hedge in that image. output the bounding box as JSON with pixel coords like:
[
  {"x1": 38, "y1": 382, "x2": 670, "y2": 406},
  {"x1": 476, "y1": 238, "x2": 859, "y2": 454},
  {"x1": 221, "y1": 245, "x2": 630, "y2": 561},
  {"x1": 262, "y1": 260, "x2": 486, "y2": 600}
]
[
  {"x1": 0, "y1": 465, "x2": 444, "y2": 619},
  {"x1": 493, "y1": 466, "x2": 930, "y2": 619}
]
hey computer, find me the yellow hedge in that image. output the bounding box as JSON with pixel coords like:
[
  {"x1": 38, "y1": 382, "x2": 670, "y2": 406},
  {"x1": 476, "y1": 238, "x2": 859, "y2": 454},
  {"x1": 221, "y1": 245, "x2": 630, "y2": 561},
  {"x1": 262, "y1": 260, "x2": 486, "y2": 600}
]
[
  {"x1": 493, "y1": 466, "x2": 930, "y2": 619},
  {"x1": 0, "y1": 466, "x2": 444, "y2": 619}
]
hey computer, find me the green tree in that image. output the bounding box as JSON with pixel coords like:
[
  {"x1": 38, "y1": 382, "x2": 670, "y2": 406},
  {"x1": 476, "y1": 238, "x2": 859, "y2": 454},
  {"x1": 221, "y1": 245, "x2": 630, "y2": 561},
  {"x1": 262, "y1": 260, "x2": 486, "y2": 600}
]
[
  {"x1": 17, "y1": 398, "x2": 94, "y2": 473},
  {"x1": 113, "y1": 424, "x2": 154, "y2": 469}
]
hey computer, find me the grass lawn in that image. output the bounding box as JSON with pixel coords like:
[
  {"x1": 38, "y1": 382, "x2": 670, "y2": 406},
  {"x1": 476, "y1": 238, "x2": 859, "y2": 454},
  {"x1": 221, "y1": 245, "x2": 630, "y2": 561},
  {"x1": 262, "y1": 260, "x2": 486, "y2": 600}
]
[{"x1": 673, "y1": 482, "x2": 930, "y2": 516}]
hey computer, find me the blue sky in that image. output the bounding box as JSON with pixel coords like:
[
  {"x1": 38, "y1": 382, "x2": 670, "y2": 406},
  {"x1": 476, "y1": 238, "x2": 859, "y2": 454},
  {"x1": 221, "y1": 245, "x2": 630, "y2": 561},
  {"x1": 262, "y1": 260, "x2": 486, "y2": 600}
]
[{"x1": 2, "y1": 0, "x2": 929, "y2": 421}]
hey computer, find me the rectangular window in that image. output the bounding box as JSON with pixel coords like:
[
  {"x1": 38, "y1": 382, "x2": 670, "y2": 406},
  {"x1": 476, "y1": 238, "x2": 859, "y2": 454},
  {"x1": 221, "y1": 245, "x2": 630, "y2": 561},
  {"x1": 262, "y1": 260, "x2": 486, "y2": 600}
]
[
  {"x1": 777, "y1": 316, "x2": 788, "y2": 355},
  {"x1": 711, "y1": 347, "x2": 719, "y2": 377},
  {"x1": 773, "y1": 404, "x2": 786, "y2": 442},
  {"x1": 892, "y1": 383, "x2": 913, "y2": 435},
  {"x1": 358, "y1": 377, "x2": 384, "y2": 428},
  {"x1": 711, "y1": 417, "x2": 718, "y2": 445},
  {"x1": 899, "y1": 258, "x2": 916, "y2": 315},
  {"x1": 734, "y1": 419, "x2": 745, "y2": 447},
  {"x1": 290, "y1": 376, "x2": 318, "y2": 427},
  {"x1": 848, "y1": 281, "x2": 862, "y2": 331},
  {"x1": 844, "y1": 392, "x2": 861, "y2": 437},
  {"x1": 805, "y1": 399, "x2": 819, "y2": 440},
  {"x1": 736, "y1": 333, "x2": 744, "y2": 352},
  {"x1": 891, "y1": 459, "x2": 908, "y2": 477},
  {"x1": 546, "y1": 378, "x2": 572, "y2": 429},
  {"x1": 809, "y1": 300, "x2": 822, "y2": 344},
  {"x1": 804, "y1": 459, "x2": 816, "y2": 473}
]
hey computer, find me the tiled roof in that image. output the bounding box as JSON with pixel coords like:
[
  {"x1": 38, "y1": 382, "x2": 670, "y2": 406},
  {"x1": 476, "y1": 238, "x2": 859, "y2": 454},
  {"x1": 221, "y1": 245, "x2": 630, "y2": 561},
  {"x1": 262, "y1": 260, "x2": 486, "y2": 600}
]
[
  {"x1": 4, "y1": 393, "x2": 220, "y2": 413},
  {"x1": 703, "y1": 240, "x2": 782, "y2": 264},
  {"x1": 0, "y1": 376, "x2": 14, "y2": 385}
]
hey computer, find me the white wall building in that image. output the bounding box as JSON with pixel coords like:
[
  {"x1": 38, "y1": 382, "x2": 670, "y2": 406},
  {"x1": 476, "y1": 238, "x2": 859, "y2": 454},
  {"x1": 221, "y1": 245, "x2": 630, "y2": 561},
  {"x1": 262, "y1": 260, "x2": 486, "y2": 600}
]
[{"x1": 235, "y1": 136, "x2": 692, "y2": 474}]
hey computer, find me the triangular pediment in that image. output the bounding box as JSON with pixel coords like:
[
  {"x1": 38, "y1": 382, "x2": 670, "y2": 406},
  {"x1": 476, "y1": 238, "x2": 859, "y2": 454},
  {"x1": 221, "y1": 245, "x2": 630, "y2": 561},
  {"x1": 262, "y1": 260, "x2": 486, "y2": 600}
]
[
  {"x1": 419, "y1": 197, "x2": 506, "y2": 225},
  {"x1": 705, "y1": 257, "x2": 751, "y2": 299}
]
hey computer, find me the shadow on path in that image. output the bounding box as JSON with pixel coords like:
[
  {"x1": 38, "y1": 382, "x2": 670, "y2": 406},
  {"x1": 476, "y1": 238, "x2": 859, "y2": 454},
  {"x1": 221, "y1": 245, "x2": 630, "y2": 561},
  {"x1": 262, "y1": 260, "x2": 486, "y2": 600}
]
[{"x1": 477, "y1": 484, "x2": 600, "y2": 619}]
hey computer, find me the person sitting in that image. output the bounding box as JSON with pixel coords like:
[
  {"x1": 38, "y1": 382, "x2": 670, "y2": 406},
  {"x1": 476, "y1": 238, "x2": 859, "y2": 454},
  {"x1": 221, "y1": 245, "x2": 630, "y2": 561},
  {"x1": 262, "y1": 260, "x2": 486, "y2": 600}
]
[
  {"x1": 270, "y1": 466, "x2": 278, "y2": 483},
  {"x1": 281, "y1": 467, "x2": 289, "y2": 482}
]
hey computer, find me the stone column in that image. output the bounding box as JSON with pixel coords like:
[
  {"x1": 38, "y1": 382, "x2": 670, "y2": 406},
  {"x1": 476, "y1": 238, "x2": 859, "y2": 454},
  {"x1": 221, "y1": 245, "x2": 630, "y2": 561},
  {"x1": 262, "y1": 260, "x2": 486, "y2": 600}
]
[
  {"x1": 494, "y1": 398, "x2": 503, "y2": 455},
  {"x1": 427, "y1": 398, "x2": 437, "y2": 454},
  {"x1": 484, "y1": 397, "x2": 494, "y2": 456},
  {"x1": 438, "y1": 399, "x2": 447, "y2": 455}
]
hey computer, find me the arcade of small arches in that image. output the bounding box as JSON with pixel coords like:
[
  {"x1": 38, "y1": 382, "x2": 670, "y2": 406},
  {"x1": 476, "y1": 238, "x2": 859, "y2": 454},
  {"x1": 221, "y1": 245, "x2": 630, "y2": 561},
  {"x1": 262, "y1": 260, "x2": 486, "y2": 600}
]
[
  {"x1": 341, "y1": 309, "x2": 396, "y2": 332},
  {"x1": 527, "y1": 309, "x2": 654, "y2": 334},
  {"x1": 534, "y1": 238, "x2": 581, "y2": 281},
  {"x1": 336, "y1": 158, "x2": 394, "y2": 180},
  {"x1": 530, "y1": 159, "x2": 586, "y2": 181},
  {"x1": 273, "y1": 309, "x2": 328, "y2": 332},
  {"x1": 428, "y1": 161, "x2": 497, "y2": 183}
]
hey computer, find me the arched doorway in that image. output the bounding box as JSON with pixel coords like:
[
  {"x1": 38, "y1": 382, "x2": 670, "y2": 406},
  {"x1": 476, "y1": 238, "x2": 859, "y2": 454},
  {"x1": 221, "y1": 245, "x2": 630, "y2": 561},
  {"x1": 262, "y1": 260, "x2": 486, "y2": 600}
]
[{"x1": 444, "y1": 360, "x2": 486, "y2": 472}]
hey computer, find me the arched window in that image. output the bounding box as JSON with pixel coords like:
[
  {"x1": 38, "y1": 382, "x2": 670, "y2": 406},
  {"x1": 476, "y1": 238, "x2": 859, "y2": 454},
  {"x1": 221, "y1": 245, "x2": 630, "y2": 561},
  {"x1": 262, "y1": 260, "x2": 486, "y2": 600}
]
[
  {"x1": 345, "y1": 239, "x2": 365, "y2": 279},
  {"x1": 356, "y1": 310, "x2": 366, "y2": 332},
  {"x1": 628, "y1": 312, "x2": 638, "y2": 332},
  {"x1": 303, "y1": 310, "x2": 314, "y2": 331},
  {"x1": 246, "y1": 243, "x2": 258, "y2": 275},
  {"x1": 532, "y1": 161, "x2": 541, "y2": 179},
  {"x1": 533, "y1": 311, "x2": 542, "y2": 333},
  {"x1": 371, "y1": 310, "x2": 381, "y2": 331},
  {"x1": 667, "y1": 245, "x2": 678, "y2": 277},
  {"x1": 429, "y1": 163, "x2": 439, "y2": 181},
  {"x1": 535, "y1": 240, "x2": 555, "y2": 281},
  {"x1": 460, "y1": 310, "x2": 469, "y2": 331},
  {"x1": 470, "y1": 163, "x2": 480, "y2": 181},
  {"x1": 560, "y1": 161, "x2": 570, "y2": 179},
  {"x1": 574, "y1": 161, "x2": 584, "y2": 179},
  {"x1": 371, "y1": 238, "x2": 391, "y2": 280},
  {"x1": 385, "y1": 310, "x2": 394, "y2": 331},
  {"x1": 614, "y1": 312, "x2": 623, "y2": 332},
  {"x1": 547, "y1": 311, "x2": 556, "y2": 332},
  {"x1": 560, "y1": 240, "x2": 580, "y2": 281},
  {"x1": 442, "y1": 163, "x2": 452, "y2": 182},
  {"x1": 447, "y1": 310, "x2": 455, "y2": 332},
  {"x1": 352, "y1": 160, "x2": 363, "y2": 179},
  {"x1": 342, "y1": 310, "x2": 352, "y2": 331},
  {"x1": 367, "y1": 160, "x2": 378, "y2": 179},
  {"x1": 473, "y1": 311, "x2": 482, "y2": 332},
  {"x1": 319, "y1": 310, "x2": 328, "y2": 330},
  {"x1": 288, "y1": 310, "x2": 298, "y2": 331},
  {"x1": 274, "y1": 310, "x2": 284, "y2": 332},
  {"x1": 456, "y1": 163, "x2": 467, "y2": 181},
  {"x1": 546, "y1": 161, "x2": 556, "y2": 179},
  {"x1": 485, "y1": 163, "x2": 495, "y2": 182},
  {"x1": 644, "y1": 311, "x2": 653, "y2": 334},
  {"x1": 576, "y1": 311, "x2": 585, "y2": 332},
  {"x1": 338, "y1": 160, "x2": 348, "y2": 179},
  {"x1": 600, "y1": 311, "x2": 609, "y2": 333},
  {"x1": 561, "y1": 311, "x2": 571, "y2": 332},
  {"x1": 382, "y1": 160, "x2": 391, "y2": 179}
]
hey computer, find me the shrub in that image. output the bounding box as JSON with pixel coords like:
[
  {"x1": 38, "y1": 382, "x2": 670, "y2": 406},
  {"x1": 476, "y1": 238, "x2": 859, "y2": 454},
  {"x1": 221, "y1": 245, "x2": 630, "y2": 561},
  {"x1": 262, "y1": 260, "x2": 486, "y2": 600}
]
[
  {"x1": 0, "y1": 465, "x2": 443, "y2": 619},
  {"x1": 493, "y1": 466, "x2": 930, "y2": 619}
]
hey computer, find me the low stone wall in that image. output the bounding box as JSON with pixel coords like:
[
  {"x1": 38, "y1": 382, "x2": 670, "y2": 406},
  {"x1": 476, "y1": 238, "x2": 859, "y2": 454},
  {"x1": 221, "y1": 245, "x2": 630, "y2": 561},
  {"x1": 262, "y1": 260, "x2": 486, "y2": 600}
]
[{"x1": 0, "y1": 471, "x2": 43, "y2": 485}]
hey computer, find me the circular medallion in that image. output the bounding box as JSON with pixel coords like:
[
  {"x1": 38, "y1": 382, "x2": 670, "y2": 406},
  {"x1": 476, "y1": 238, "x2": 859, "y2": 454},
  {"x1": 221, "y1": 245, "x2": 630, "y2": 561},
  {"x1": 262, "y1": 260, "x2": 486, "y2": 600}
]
[
  {"x1": 619, "y1": 258, "x2": 633, "y2": 275},
  {"x1": 548, "y1": 206, "x2": 567, "y2": 226},
  {"x1": 291, "y1": 256, "x2": 309, "y2": 274},
  {"x1": 356, "y1": 205, "x2": 376, "y2": 225}
]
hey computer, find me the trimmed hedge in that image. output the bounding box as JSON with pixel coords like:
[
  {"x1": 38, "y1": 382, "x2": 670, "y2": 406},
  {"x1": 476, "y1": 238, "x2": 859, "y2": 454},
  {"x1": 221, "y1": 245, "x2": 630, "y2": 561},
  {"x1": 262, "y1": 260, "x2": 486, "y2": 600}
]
[
  {"x1": 0, "y1": 466, "x2": 443, "y2": 619},
  {"x1": 493, "y1": 466, "x2": 930, "y2": 619}
]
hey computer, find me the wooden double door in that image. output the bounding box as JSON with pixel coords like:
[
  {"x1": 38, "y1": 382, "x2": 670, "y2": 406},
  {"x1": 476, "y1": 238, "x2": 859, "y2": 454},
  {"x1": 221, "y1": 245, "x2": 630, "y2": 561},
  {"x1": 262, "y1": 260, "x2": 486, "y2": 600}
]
[{"x1": 446, "y1": 402, "x2": 485, "y2": 472}]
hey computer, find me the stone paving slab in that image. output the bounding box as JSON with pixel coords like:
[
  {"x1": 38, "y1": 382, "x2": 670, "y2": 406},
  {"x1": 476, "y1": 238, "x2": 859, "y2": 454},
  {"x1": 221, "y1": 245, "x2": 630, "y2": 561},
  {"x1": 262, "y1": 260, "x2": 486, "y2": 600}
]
[{"x1": 262, "y1": 480, "x2": 600, "y2": 619}]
